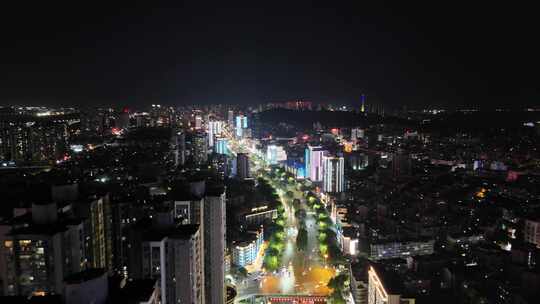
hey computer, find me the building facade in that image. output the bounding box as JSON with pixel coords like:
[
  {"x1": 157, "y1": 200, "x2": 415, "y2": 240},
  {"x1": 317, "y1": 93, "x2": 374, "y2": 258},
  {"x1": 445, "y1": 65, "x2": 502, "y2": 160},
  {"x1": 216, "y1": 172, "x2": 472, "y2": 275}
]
[
  {"x1": 204, "y1": 189, "x2": 226, "y2": 304},
  {"x1": 236, "y1": 153, "x2": 250, "y2": 180},
  {"x1": 305, "y1": 145, "x2": 326, "y2": 182},
  {"x1": 322, "y1": 155, "x2": 344, "y2": 193}
]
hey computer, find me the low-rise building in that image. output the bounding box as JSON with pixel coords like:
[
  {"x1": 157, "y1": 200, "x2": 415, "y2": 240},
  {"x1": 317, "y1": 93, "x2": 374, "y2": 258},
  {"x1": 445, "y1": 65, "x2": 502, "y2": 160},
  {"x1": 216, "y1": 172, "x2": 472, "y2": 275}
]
[
  {"x1": 369, "y1": 238, "x2": 434, "y2": 260},
  {"x1": 231, "y1": 228, "x2": 264, "y2": 267}
]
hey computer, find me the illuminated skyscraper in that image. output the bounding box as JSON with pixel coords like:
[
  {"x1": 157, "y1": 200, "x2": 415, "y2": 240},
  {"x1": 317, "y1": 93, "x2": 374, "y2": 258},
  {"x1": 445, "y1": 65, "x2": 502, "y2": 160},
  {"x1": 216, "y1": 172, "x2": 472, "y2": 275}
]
[
  {"x1": 235, "y1": 116, "x2": 243, "y2": 137},
  {"x1": 305, "y1": 145, "x2": 326, "y2": 182},
  {"x1": 215, "y1": 137, "x2": 229, "y2": 155},
  {"x1": 192, "y1": 132, "x2": 208, "y2": 165},
  {"x1": 195, "y1": 115, "x2": 203, "y2": 130},
  {"x1": 235, "y1": 115, "x2": 247, "y2": 137},
  {"x1": 361, "y1": 94, "x2": 366, "y2": 113},
  {"x1": 207, "y1": 120, "x2": 223, "y2": 147},
  {"x1": 322, "y1": 155, "x2": 344, "y2": 193}
]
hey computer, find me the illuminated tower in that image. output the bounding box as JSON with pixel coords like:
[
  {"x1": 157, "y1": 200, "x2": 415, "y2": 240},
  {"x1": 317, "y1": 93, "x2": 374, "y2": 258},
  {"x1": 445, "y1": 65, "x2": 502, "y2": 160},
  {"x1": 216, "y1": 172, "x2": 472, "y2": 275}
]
[
  {"x1": 323, "y1": 155, "x2": 345, "y2": 193},
  {"x1": 306, "y1": 145, "x2": 326, "y2": 182},
  {"x1": 360, "y1": 94, "x2": 366, "y2": 113}
]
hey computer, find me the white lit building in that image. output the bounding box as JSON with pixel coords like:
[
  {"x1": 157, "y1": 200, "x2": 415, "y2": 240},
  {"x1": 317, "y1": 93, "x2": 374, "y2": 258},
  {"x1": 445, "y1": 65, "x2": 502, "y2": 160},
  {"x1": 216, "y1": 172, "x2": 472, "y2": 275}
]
[
  {"x1": 305, "y1": 145, "x2": 326, "y2": 182},
  {"x1": 342, "y1": 227, "x2": 359, "y2": 256},
  {"x1": 231, "y1": 228, "x2": 264, "y2": 267},
  {"x1": 266, "y1": 145, "x2": 287, "y2": 165},
  {"x1": 195, "y1": 115, "x2": 203, "y2": 130},
  {"x1": 524, "y1": 219, "x2": 540, "y2": 248},
  {"x1": 207, "y1": 120, "x2": 224, "y2": 147},
  {"x1": 369, "y1": 239, "x2": 435, "y2": 260},
  {"x1": 235, "y1": 115, "x2": 247, "y2": 138},
  {"x1": 322, "y1": 155, "x2": 344, "y2": 193}
]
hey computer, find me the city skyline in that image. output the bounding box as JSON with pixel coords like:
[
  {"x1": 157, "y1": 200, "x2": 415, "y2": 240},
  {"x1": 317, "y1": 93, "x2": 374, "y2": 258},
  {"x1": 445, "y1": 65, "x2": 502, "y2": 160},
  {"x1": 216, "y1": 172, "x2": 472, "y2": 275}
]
[{"x1": 1, "y1": 3, "x2": 540, "y2": 304}]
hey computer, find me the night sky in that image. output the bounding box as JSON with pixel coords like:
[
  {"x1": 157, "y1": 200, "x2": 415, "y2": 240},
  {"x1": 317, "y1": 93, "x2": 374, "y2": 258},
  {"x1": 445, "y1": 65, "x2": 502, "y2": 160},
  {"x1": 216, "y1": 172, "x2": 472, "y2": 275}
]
[{"x1": 1, "y1": 2, "x2": 538, "y2": 108}]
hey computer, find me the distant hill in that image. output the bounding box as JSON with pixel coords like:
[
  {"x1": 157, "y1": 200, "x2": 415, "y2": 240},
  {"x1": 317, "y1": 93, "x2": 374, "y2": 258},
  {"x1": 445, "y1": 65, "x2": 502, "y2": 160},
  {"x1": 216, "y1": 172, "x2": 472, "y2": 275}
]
[{"x1": 258, "y1": 109, "x2": 411, "y2": 128}]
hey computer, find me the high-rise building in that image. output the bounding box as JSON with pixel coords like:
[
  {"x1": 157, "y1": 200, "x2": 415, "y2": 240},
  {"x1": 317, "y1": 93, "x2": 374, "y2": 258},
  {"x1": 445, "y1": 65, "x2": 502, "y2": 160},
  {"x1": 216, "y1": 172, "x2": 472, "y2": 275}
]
[
  {"x1": 351, "y1": 128, "x2": 365, "y2": 141},
  {"x1": 347, "y1": 152, "x2": 370, "y2": 171},
  {"x1": 227, "y1": 110, "x2": 234, "y2": 128},
  {"x1": 141, "y1": 225, "x2": 204, "y2": 304},
  {"x1": 118, "y1": 108, "x2": 130, "y2": 129},
  {"x1": 392, "y1": 149, "x2": 411, "y2": 178},
  {"x1": 215, "y1": 137, "x2": 229, "y2": 155},
  {"x1": 305, "y1": 146, "x2": 326, "y2": 182},
  {"x1": 0, "y1": 111, "x2": 76, "y2": 162},
  {"x1": 192, "y1": 132, "x2": 208, "y2": 165},
  {"x1": 195, "y1": 115, "x2": 203, "y2": 130},
  {"x1": 72, "y1": 195, "x2": 113, "y2": 271},
  {"x1": 173, "y1": 198, "x2": 204, "y2": 226},
  {"x1": 360, "y1": 94, "x2": 366, "y2": 113},
  {"x1": 236, "y1": 153, "x2": 250, "y2": 180},
  {"x1": 235, "y1": 115, "x2": 247, "y2": 138},
  {"x1": 173, "y1": 131, "x2": 186, "y2": 166},
  {"x1": 207, "y1": 121, "x2": 224, "y2": 147},
  {"x1": 235, "y1": 116, "x2": 242, "y2": 137},
  {"x1": 0, "y1": 202, "x2": 84, "y2": 297},
  {"x1": 322, "y1": 155, "x2": 345, "y2": 193},
  {"x1": 210, "y1": 153, "x2": 229, "y2": 180},
  {"x1": 204, "y1": 187, "x2": 226, "y2": 304},
  {"x1": 524, "y1": 219, "x2": 540, "y2": 248}
]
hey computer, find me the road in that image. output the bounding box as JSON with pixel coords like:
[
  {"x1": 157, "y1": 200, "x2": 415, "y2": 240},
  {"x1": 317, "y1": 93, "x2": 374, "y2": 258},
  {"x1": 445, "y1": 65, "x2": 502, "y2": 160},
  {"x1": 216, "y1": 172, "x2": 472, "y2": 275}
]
[{"x1": 228, "y1": 136, "x2": 335, "y2": 301}]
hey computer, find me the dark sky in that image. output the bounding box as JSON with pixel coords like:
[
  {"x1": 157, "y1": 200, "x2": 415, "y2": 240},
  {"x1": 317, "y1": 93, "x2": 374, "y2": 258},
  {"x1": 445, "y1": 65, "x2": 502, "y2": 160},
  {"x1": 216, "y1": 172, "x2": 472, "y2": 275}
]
[{"x1": 1, "y1": 2, "x2": 538, "y2": 109}]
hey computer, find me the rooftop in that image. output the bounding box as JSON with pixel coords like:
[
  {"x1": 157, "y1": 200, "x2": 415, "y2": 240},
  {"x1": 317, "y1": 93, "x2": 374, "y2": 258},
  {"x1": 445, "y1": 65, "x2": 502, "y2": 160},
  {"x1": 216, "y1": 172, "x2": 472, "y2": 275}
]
[{"x1": 143, "y1": 224, "x2": 200, "y2": 241}]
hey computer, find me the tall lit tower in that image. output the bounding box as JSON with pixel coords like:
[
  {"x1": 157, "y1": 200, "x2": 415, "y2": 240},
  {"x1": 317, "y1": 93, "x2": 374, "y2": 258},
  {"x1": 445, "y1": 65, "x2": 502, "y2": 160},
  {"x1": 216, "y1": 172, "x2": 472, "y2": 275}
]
[
  {"x1": 360, "y1": 94, "x2": 366, "y2": 113},
  {"x1": 306, "y1": 145, "x2": 326, "y2": 182},
  {"x1": 323, "y1": 155, "x2": 345, "y2": 193},
  {"x1": 207, "y1": 120, "x2": 223, "y2": 147}
]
